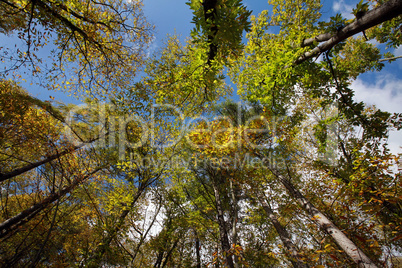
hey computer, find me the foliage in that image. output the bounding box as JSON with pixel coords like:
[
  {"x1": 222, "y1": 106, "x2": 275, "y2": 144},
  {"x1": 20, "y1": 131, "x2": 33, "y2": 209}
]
[{"x1": 0, "y1": 0, "x2": 153, "y2": 99}]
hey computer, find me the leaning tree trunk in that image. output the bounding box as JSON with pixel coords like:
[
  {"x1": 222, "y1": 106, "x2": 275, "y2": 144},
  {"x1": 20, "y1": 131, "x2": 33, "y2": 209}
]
[
  {"x1": 0, "y1": 137, "x2": 100, "y2": 182},
  {"x1": 0, "y1": 168, "x2": 101, "y2": 239},
  {"x1": 295, "y1": 0, "x2": 402, "y2": 64},
  {"x1": 277, "y1": 173, "x2": 378, "y2": 268},
  {"x1": 256, "y1": 193, "x2": 309, "y2": 268}
]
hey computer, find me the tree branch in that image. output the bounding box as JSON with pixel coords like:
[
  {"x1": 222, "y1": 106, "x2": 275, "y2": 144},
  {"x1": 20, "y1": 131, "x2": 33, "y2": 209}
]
[
  {"x1": 295, "y1": 0, "x2": 402, "y2": 65},
  {"x1": 379, "y1": 55, "x2": 402, "y2": 62}
]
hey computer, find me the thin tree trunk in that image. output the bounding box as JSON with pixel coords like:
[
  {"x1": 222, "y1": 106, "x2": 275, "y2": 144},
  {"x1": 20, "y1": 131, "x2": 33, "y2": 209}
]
[
  {"x1": 0, "y1": 168, "x2": 101, "y2": 239},
  {"x1": 154, "y1": 250, "x2": 164, "y2": 268},
  {"x1": 0, "y1": 137, "x2": 99, "y2": 182},
  {"x1": 229, "y1": 180, "x2": 239, "y2": 268},
  {"x1": 379, "y1": 55, "x2": 402, "y2": 62},
  {"x1": 256, "y1": 193, "x2": 308, "y2": 268},
  {"x1": 195, "y1": 230, "x2": 201, "y2": 268}
]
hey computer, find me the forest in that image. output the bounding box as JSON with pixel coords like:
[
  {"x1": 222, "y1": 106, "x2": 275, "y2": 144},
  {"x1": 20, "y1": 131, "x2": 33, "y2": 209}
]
[{"x1": 0, "y1": 0, "x2": 401, "y2": 267}]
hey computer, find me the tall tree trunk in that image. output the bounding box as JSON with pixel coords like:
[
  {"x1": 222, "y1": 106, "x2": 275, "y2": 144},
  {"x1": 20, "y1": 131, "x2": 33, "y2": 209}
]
[
  {"x1": 212, "y1": 180, "x2": 234, "y2": 268},
  {"x1": 0, "y1": 168, "x2": 101, "y2": 239},
  {"x1": 195, "y1": 230, "x2": 201, "y2": 268},
  {"x1": 229, "y1": 180, "x2": 240, "y2": 268},
  {"x1": 256, "y1": 193, "x2": 308, "y2": 268},
  {"x1": 277, "y1": 173, "x2": 378, "y2": 268}
]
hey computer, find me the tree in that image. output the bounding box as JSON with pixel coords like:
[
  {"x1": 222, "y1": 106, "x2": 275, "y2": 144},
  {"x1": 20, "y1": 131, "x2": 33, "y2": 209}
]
[{"x1": 0, "y1": 0, "x2": 153, "y2": 99}]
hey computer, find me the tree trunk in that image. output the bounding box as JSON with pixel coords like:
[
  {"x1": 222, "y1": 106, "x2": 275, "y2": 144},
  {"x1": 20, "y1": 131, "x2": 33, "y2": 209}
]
[
  {"x1": 154, "y1": 250, "x2": 164, "y2": 268},
  {"x1": 0, "y1": 168, "x2": 100, "y2": 239},
  {"x1": 257, "y1": 193, "x2": 308, "y2": 268},
  {"x1": 229, "y1": 180, "x2": 240, "y2": 268},
  {"x1": 212, "y1": 181, "x2": 234, "y2": 268},
  {"x1": 195, "y1": 230, "x2": 201, "y2": 268},
  {"x1": 278, "y1": 174, "x2": 378, "y2": 268},
  {"x1": 0, "y1": 137, "x2": 99, "y2": 182}
]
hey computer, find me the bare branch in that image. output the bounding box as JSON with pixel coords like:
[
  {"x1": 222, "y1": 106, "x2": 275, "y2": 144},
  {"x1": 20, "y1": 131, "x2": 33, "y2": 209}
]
[{"x1": 379, "y1": 55, "x2": 402, "y2": 62}]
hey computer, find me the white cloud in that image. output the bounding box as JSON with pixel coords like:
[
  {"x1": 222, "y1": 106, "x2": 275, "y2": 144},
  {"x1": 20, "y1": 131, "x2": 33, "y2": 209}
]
[
  {"x1": 332, "y1": 0, "x2": 354, "y2": 20},
  {"x1": 351, "y1": 74, "x2": 402, "y2": 155},
  {"x1": 394, "y1": 46, "x2": 402, "y2": 57},
  {"x1": 388, "y1": 131, "x2": 402, "y2": 156},
  {"x1": 393, "y1": 46, "x2": 402, "y2": 69},
  {"x1": 352, "y1": 74, "x2": 401, "y2": 113}
]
